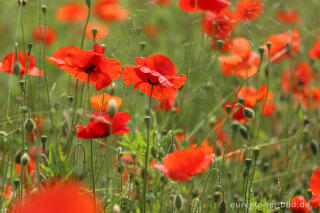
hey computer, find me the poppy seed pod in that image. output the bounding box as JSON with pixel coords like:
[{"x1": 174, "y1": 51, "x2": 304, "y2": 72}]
[
  {"x1": 266, "y1": 42, "x2": 272, "y2": 50},
  {"x1": 108, "y1": 99, "x2": 118, "y2": 118},
  {"x1": 238, "y1": 98, "x2": 245, "y2": 104},
  {"x1": 85, "y1": 0, "x2": 91, "y2": 7},
  {"x1": 258, "y1": 46, "x2": 265, "y2": 59},
  {"x1": 14, "y1": 61, "x2": 21, "y2": 75},
  {"x1": 28, "y1": 43, "x2": 33, "y2": 53},
  {"x1": 140, "y1": 41, "x2": 147, "y2": 51},
  {"x1": 253, "y1": 147, "x2": 260, "y2": 160},
  {"x1": 24, "y1": 119, "x2": 35, "y2": 133},
  {"x1": 243, "y1": 107, "x2": 255, "y2": 119},
  {"x1": 144, "y1": 115, "x2": 152, "y2": 128},
  {"x1": 91, "y1": 28, "x2": 98, "y2": 40},
  {"x1": 218, "y1": 201, "x2": 227, "y2": 213},
  {"x1": 213, "y1": 191, "x2": 221, "y2": 202},
  {"x1": 41, "y1": 5, "x2": 47, "y2": 14},
  {"x1": 245, "y1": 158, "x2": 252, "y2": 168},
  {"x1": 14, "y1": 179, "x2": 20, "y2": 188},
  {"x1": 217, "y1": 40, "x2": 224, "y2": 49},
  {"x1": 15, "y1": 150, "x2": 22, "y2": 164},
  {"x1": 310, "y1": 139, "x2": 319, "y2": 155},
  {"x1": 18, "y1": 0, "x2": 27, "y2": 6},
  {"x1": 225, "y1": 105, "x2": 232, "y2": 113},
  {"x1": 239, "y1": 125, "x2": 248, "y2": 139},
  {"x1": 67, "y1": 95, "x2": 74, "y2": 104},
  {"x1": 19, "y1": 80, "x2": 25, "y2": 91},
  {"x1": 21, "y1": 153, "x2": 30, "y2": 166}
]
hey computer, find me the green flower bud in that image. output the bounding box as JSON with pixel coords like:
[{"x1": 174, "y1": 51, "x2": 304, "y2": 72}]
[
  {"x1": 243, "y1": 107, "x2": 255, "y2": 119},
  {"x1": 24, "y1": 119, "x2": 35, "y2": 133},
  {"x1": 144, "y1": 115, "x2": 152, "y2": 128},
  {"x1": 225, "y1": 105, "x2": 232, "y2": 113},
  {"x1": 14, "y1": 62, "x2": 21, "y2": 75},
  {"x1": 217, "y1": 40, "x2": 224, "y2": 49},
  {"x1": 253, "y1": 147, "x2": 260, "y2": 160},
  {"x1": 108, "y1": 99, "x2": 118, "y2": 118},
  {"x1": 310, "y1": 139, "x2": 319, "y2": 155},
  {"x1": 258, "y1": 46, "x2": 265, "y2": 59},
  {"x1": 140, "y1": 41, "x2": 147, "y2": 51},
  {"x1": 174, "y1": 194, "x2": 183, "y2": 211},
  {"x1": 218, "y1": 201, "x2": 227, "y2": 213},
  {"x1": 91, "y1": 28, "x2": 98, "y2": 39},
  {"x1": 239, "y1": 125, "x2": 248, "y2": 139},
  {"x1": 245, "y1": 158, "x2": 252, "y2": 168},
  {"x1": 41, "y1": 5, "x2": 47, "y2": 14},
  {"x1": 21, "y1": 153, "x2": 30, "y2": 166}
]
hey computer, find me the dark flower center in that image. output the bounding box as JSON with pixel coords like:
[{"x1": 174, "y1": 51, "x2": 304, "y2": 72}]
[{"x1": 85, "y1": 65, "x2": 96, "y2": 74}]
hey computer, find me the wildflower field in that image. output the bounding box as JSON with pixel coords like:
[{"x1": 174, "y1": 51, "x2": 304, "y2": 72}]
[{"x1": 1, "y1": 0, "x2": 320, "y2": 212}]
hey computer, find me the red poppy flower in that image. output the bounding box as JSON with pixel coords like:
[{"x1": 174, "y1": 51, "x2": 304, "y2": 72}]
[
  {"x1": 1, "y1": 185, "x2": 13, "y2": 200},
  {"x1": 76, "y1": 112, "x2": 130, "y2": 139},
  {"x1": 152, "y1": 0, "x2": 171, "y2": 6},
  {"x1": 56, "y1": 3, "x2": 88, "y2": 23},
  {"x1": 85, "y1": 23, "x2": 110, "y2": 41},
  {"x1": 281, "y1": 62, "x2": 313, "y2": 94},
  {"x1": 0, "y1": 52, "x2": 44, "y2": 76},
  {"x1": 179, "y1": 0, "x2": 230, "y2": 13},
  {"x1": 223, "y1": 101, "x2": 252, "y2": 123},
  {"x1": 309, "y1": 35, "x2": 320, "y2": 59},
  {"x1": 47, "y1": 43, "x2": 122, "y2": 91},
  {"x1": 309, "y1": 166, "x2": 320, "y2": 208},
  {"x1": 9, "y1": 180, "x2": 101, "y2": 213},
  {"x1": 276, "y1": 9, "x2": 300, "y2": 24},
  {"x1": 201, "y1": 9, "x2": 238, "y2": 51},
  {"x1": 152, "y1": 141, "x2": 213, "y2": 181},
  {"x1": 32, "y1": 26, "x2": 57, "y2": 46},
  {"x1": 143, "y1": 23, "x2": 161, "y2": 38},
  {"x1": 154, "y1": 92, "x2": 180, "y2": 113},
  {"x1": 122, "y1": 54, "x2": 187, "y2": 98},
  {"x1": 290, "y1": 196, "x2": 309, "y2": 213},
  {"x1": 219, "y1": 37, "x2": 261, "y2": 78},
  {"x1": 235, "y1": 0, "x2": 264, "y2": 21},
  {"x1": 90, "y1": 93, "x2": 122, "y2": 112},
  {"x1": 263, "y1": 28, "x2": 300, "y2": 63},
  {"x1": 94, "y1": 0, "x2": 128, "y2": 22},
  {"x1": 213, "y1": 117, "x2": 228, "y2": 143}
]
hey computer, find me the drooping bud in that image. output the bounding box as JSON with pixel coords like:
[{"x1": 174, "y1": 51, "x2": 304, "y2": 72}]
[
  {"x1": 174, "y1": 194, "x2": 183, "y2": 211},
  {"x1": 217, "y1": 40, "x2": 224, "y2": 49},
  {"x1": 218, "y1": 201, "x2": 227, "y2": 213},
  {"x1": 245, "y1": 158, "x2": 252, "y2": 168},
  {"x1": 91, "y1": 28, "x2": 98, "y2": 40},
  {"x1": 310, "y1": 139, "x2": 319, "y2": 155},
  {"x1": 243, "y1": 107, "x2": 255, "y2": 119},
  {"x1": 239, "y1": 125, "x2": 248, "y2": 139},
  {"x1": 24, "y1": 119, "x2": 35, "y2": 133},
  {"x1": 15, "y1": 150, "x2": 22, "y2": 164},
  {"x1": 108, "y1": 99, "x2": 118, "y2": 118},
  {"x1": 21, "y1": 153, "x2": 30, "y2": 166}
]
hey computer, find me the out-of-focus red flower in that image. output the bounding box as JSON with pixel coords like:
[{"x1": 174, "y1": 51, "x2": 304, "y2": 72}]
[
  {"x1": 201, "y1": 9, "x2": 238, "y2": 51},
  {"x1": 90, "y1": 93, "x2": 122, "y2": 112},
  {"x1": 152, "y1": 141, "x2": 213, "y2": 181},
  {"x1": 94, "y1": 0, "x2": 128, "y2": 22},
  {"x1": 223, "y1": 101, "x2": 251, "y2": 123},
  {"x1": 281, "y1": 62, "x2": 313, "y2": 94},
  {"x1": 309, "y1": 166, "x2": 320, "y2": 208},
  {"x1": 309, "y1": 35, "x2": 320, "y2": 59},
  {"x1": 213, "y1": 117, "x2": 228, "y2": 143},
  {"x1": 32, "y1": 26, "x2": 57, "y2": 46},
  {"x1": 56, "y1": 3, "x2": 88, "y2": 23},
  {"x1": 143, "y1": 23, "x2": 161, "y2": 38},
  {"x1": 235, "y1": 0, "x2": 264, "y2": 21},
  {"x1": 0, "y1": 52, "x2": 44, "y2": 76},
  {"x1": 76, "y1": 112, "x2": 130, "y2": 139},
  {"x1": 276, "y1": 9, "x2": 300, "y2": 24},
  {"x1": 85, "y1": 23, "x2": 110, "y2": 41},
  {"x1": 29, "y1": 116, "x2": 44, "y2": 142},
  {"x1": 154, "y1": 92, "x2": 180, "y2": 113},
  {"x1": 123, "y1": 54, "x2": 187, "y2": 99},
  {"x1": 219, "y1": 37, "x2": 261, "y2": 78},
  {"x1": 152, "y1": 0, "x2": 171, "y2": 6},
  {"x1": 1, "y1": 185, "x2": 13, "y2": 200},
  {"x1": 263, "y1": 28, "x2": 300, "y2": 63},
  {"x1": 290, "y1": 196, "x2": 309, "y2": 213},
  {"x1": 47, "y1": 43, "x2": 122, "y2": 91},
  {"x1": 179, "y1": 0, "x2": 230, "y2": 13},
  {"x1": 9, "y1": 179, "x2": 101, "y2": 213}
]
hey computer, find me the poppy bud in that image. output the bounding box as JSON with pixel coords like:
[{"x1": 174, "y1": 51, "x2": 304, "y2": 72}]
[
  {"x1": 213, "y1": 191, "x2": 221, "y2": 202},
  {"x1": 231, "y1": 121, "x2": 240, "y2": 132},
  {"x1": 239, "y1": 125, "x2": 248, "y2": 140},
  {"x1": 238, "y1": 98, "x2": 245, "y2": 104},
  {"x1": 258, "y1": 46, "x2": 264, "y2": 59},
  {"x1": 14, "y1": 61, "x2": 21, "y2": 75},
  {"x1": 91, "y1": 28, "x2": 98, "y2": 40},
  {"x1": 85, "y1": 0, "x2": 91, "y2": 7},
  {"x1": 15, "y1": 150, "x2": 22, "y2": 164},
  {"x1": 243, "y1": 107, "x2": 255, "y2": 119},
  {"x1": 14, "y1": 179, "x2": 20, "y2": 189},
  {"x1": 303, "y1": 116, "x2": 309, "y2": 126},
  {"x1": 117, "y1": 164, "x2": 124, "y2": 174},
  {"x1": 144, "y1": 115, "x2": 152, "y2": 128},
  {"x1": 174, "y1": 194, "x2": 183, "y2": 211},
  {"x1": 112, "y1": 204, "x2": 121, "y2": 213},
  {"x1": 67, "y1": 95, "x2": 74, "y2": 104},
  {"x1": 218, "y1": 201, "x2": 227, "y2": 213},
  {"x1": 225, "y1": 105, "x2": 232, "y2": 113},
  {"x1": 19, "y1": 80, "x2": 25, "y2": 91},
  {"x1": 245, "y1": 158, "x2": 252, "y2": 168},
  {"x1": 285, "y1": 43, "x2": 291, "y2": 54},
  {"x1": 217, "y1": 40, "x2": 224, "y2": 49},
  {"x1": 129, "y1": 172, "x2": 134, "y2": 181},
  {"x1": 140, "y1": 41, "x2": 147, "y2": 51},
  {"x1": 28, "y1": 43, "x2": 33, "y2": 54},
  {"x1": 41, "y1": 5, "x2": 47, "y2": 14},
  {"x1": 108, "y1": 99, "x2": 118, "y2": 118},
  {"x1": 266, "y1": 42, "x2": 272, "y2": 50},
  {"x1": 310, "y1": 139, "x2": 319, "y2": 155},
  {"x1": 24, "y1": 119, "x2": 35, "y2": 133},
  {"x1": 21, "y1": 153, "x2": 30, "y2": 166},
  {"x1": 18, "y1": 0, "x2": 27, "y2": 6},
  {"x1": 253, "y1": 147, "x2": 260, "y2": 160},
  {"x1": 109, "y1": 83, "x2": 116, "y2": 95}
]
